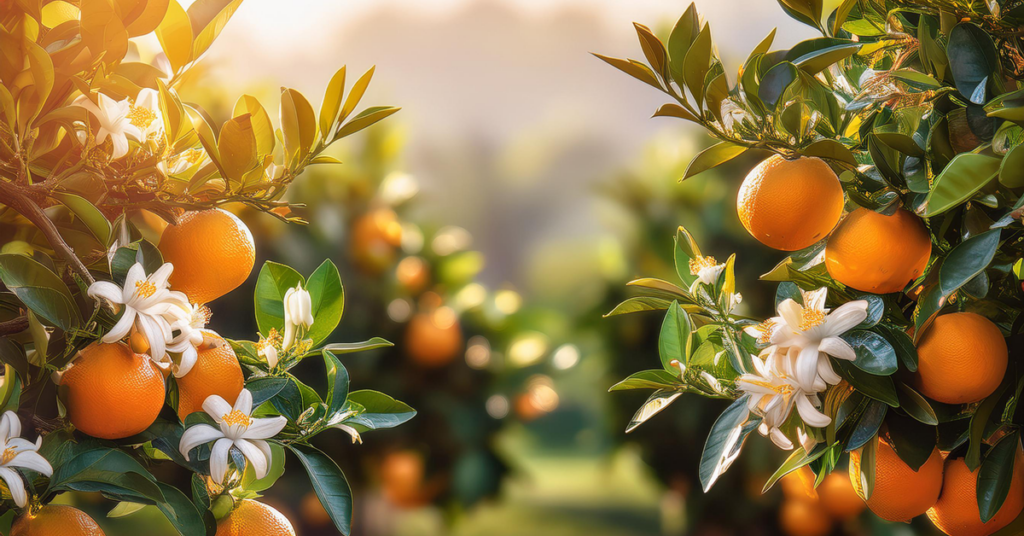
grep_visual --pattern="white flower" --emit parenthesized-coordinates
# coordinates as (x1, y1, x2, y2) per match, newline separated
(164, 304, 213, 378)
(256, 336, 279, 369)
(0, 411, 52, 507)
(178, 390, 287, 485)
(72, 93, 142, 158)
(745, 288, 868, 392)
(281, 285, 314, 351)
(87, 263, 191, 363)
(688, 255, 725, 285)
(736, 353, 830, 451)
(333, 423, 362, 445)
(127, 88, 163, 142)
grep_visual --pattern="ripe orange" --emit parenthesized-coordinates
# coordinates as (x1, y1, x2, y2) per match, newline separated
(825, 208, 931, 293)
(396, 256, 430, 294)
(11, 504, 106, 535)
(350, 208, 403, 273)
(380, 450, 427, 508)
(818, 472, 866, 521)
(779, 498, 833, 536)
(927, 449, 1024, 536)
(216, 500, 295, 536)
(159, 208, 256, 304)
(848, 436, 944, 522)
(405, 307, 462, 367)
(914, 312, 1007, 405)
(736, 155, 844, 251)
(175, 332, 244, 421)
(62, 342, 165, 440)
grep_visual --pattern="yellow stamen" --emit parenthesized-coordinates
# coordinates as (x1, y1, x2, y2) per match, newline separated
(134, 280, 156, 298)
(1, 447, 16, 465)
(688, 255, 718, 276)
(266, 328, 282, 347)
(127, 104, 157, 129)
(742, 378, 794, 396)
(755, 319, 776, 345)
(221, 410, 252, 428)
(193, 305, 213, 326)
(800, 308, 827, 330)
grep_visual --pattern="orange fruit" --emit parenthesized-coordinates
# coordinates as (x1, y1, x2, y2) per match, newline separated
(216, 500, 295, 536)
(737, 155, 844, 251)
(779, 498, 833, 536)
(780, 467, 819, 502)
(818, 472, 866, 521)
(159, 208, 256, 304)
(350, 208, 403, 273)
(405, 307, 462, 367)
(849, 436, 944, 522)
(380, 450, 427, 508)
(62, 342, 165, 440)
(927, 448, 1024, 536)
(914, 312, 1007, 405)
(12, 504, 105, 535)
(396, 256, 430, 294)
(175, 332, 244, 421)
(824, 208, 931, 293)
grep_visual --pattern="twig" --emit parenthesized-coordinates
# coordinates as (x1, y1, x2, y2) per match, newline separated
(0, 316, 28, 335)
(0, 180, 95, 285)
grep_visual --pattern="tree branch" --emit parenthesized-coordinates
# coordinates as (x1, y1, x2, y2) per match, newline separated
(0, 316, 28, 336)
(0, 180, 95, 285)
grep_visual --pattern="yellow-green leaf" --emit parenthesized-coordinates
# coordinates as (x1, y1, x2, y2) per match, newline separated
(155, 0, 192, 73)
(188, 0, 244, 60)
(339, 66, 374, 124)
(319, 66, 346, 136)
(218, 114, 257, 183)
(233, 95, 275, 156)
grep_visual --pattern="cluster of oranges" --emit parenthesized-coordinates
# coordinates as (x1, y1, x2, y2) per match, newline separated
(779, 467, 864, 536)
(31, 209, 293, 535)
(739, 156, 1020, 535)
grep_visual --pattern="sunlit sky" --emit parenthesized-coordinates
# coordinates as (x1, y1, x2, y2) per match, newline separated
(189, 0, 819, 295)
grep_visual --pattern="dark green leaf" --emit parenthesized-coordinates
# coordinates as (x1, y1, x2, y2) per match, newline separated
(978, 431, 1020, 523)
(947, 23, 999, 104)
(939, 229, 1000, 295)
(699, 396, 753, 491)
(836, 360, 899, 406)
(323, 350, 350, 417)
(345, 390, 416, 432)
(843, 330, 898, 376)
(289, 444, 353, 535)
(321, 338, 393, 354)
(305, 259, 345, 346)
(155, 482, 207, 536)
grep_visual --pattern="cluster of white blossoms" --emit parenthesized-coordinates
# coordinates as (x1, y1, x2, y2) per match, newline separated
(738, 288, 868, 452)
(87, 262, 208, 377)
(72, 89, 163, 159)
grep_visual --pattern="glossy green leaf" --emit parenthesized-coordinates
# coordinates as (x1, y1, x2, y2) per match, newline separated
(836, 360, 899, 406)
(999, 144, 1024, 187)
(700, 397, 754, 492)
(323, 349, 350, 417)
(682, 24, 712, 109)
(604, 296, 672, 317)
(659, 302, 692, 371)
(53, 192, 112, 245)
(843, 330, 898, 376)
(253, 261, 304, 337)
(978, 431, 1020, 523)
(305, 259, 344, 346)
(345, 390, 416, 432)
(625, 389, 682, 433)
(763, 444, 828, 493)
(321, 338, 393, 354)
(240, 443, 286, 492)
(939, 229, 1000, 295)
(610, 370, 684, 392)
(667, 3, 699, 85)
(289, 444, 353, 535)
(682, 142, 747, 181)
(0, 253, 81, 331)
(947, 23, 999, 104)
(921, 153, 1000, 217)
(155, 482, 207, 536)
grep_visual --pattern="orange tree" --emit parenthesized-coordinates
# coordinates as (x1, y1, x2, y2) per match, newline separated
(603, 1, 1024, 535)
(0, 1, 412, 534)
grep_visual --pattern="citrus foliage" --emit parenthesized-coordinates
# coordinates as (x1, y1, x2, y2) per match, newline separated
(604, 0, 1024, 532)
(0, 1, 411, 534)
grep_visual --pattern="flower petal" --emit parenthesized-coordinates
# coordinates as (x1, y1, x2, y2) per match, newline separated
(233, 388, 253, 416)
(136, 313, 165, 360)
(87, 281, 124, 304)
(769, 427, 795, 450)
(234, 439, 269, 479)
(179, 424, 223, 461)
(819, 336, 856, 362)
(796, 395, 832, 428)
(150, 263, 174, 289)
(777, 299, 803, 334)
(209, 437, 233, 485)
(102, 308, 136, 343)
(817, 357, 842, 385)
(795, 345, 821, 392)
(202, 395, 232, 421)
(823, 300, 868, 335)
(174, 344, 197, 378)
(124, 264, 147, 300)
(241, 416, 287, 440)
(10, 450, 52, 476)
(1, 411, 18, 441)
(0, 467, 27, 507)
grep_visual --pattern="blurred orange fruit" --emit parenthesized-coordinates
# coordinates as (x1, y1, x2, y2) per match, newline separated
(927, 448, 1024, 536)
(780, 467, 819, 502)
(405, 307, 462, 367)
(396, 256, 430, 294)
(779, 498, 833, 536)
(825, 208, 931, 293)
(299, 492, 332, 528)
(380, 450, 427, 509)
(818, 472, 866, 521)
(63, 342, 165, 439)
(350, 208, 403, 273)
(216, 500, 295, 536)
(914, 312, 1007, 405)
(12, 504, 105, 535)
(849, 437, 943, 522)
(175, 332, 244, 421)
(159, 208, 256, 304)
(737, 155, 844, 251)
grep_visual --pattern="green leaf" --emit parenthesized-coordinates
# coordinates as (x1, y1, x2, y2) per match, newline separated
(887, 412, 936, 470)
(843, 330, 898, 376)
(659, 302, 692, 371)
(253, 261, 304, 337)
(847, 400, 887, 451)
(305, 259, 344, 346)
(188, 0, 244, 60)
(322, 338, 393, 354)
(896, 383, 938, 425)
(625, 389, 682, 433)
(667, 3, 699, 86)
(652, 103, 699, 123)
(836, 360, 899, 406)
(289, 444, 353, 535)
(53, 192, 112, 246)
(247, 377, 291, 407)
(777, 0, 823, 29)
(682, 142, 747, 181)
(47, 448, 164, 504)
(593, 53, 661, 89)
(240, 442, 286, 492)
(999, 144, 1024, 188)
(319, 66, 346, 136)
(967, 384, 1008, 470)
(763, 444, 828, 493)
(801, 138, 856, 166)
(699, 397, 753, 491)
(682, 24, 712, 110)
(922, 153, 1001, 216)
(788, 40, 860, 74)
(323, 350, 350, 417)
(604, 296, 672, 317)
(345, 390, 416, 432)
(978, 431, 1020, 523)
(155, 482, 208, 536)
(634, 23, 667, 78)
(854, 295, 885, 329)
(673, 226, 702, 286)
(0, 253, 81, 331)
(758, 61, 797, 109)
(947, 23, 999, 104)
(939, 229, 1000, 295)
(832, 0, 857, 36)
(335, 106, 400, 140)
(609, 370, 684, 392)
